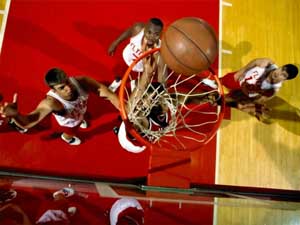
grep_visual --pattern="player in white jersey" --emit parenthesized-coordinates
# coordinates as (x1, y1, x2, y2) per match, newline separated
(216, 58, 298, 118)
(108, 18, 163, 67)
(0, 68, 120, 145)
(108, 18, 165, 90)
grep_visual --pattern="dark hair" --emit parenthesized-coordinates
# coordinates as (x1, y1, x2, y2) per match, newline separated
(282, 64, 298, 80)
(45, 68, 68, 88)
(149, 18, 164, 28)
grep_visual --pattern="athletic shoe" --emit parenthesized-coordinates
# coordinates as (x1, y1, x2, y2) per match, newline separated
(109, 77, 122, 92)
(61, 134, 81, 145)
(79, 120, 88, 129)
(201, 78, 218, 89)
(0, 189, 17, 203)
(8, 120, 28, 133)
(53, 187, 75, 199)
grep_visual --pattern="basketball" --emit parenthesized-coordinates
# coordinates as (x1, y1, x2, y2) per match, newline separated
(160, 17, 218, 76)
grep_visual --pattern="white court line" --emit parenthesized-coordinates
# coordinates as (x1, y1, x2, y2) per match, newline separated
(214, 0, 226, 224)
(216, 0, 224, 191)
(0, 0, 11, 54)
(222, 1, 233, 7)
(0, 10, 5, 14)
(213, 198, 219, 225)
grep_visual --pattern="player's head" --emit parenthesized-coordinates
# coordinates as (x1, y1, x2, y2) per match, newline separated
(144, 18, 163, 47)
(148, 104, 168, 128)
(282, 64, 298, 80)
(270, 64, 298, 83)
(45, 68, 75, 100)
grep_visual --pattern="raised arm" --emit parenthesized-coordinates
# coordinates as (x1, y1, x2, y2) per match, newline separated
(156, 52, 167, 84)
(234, 58, 274, 81)
(107, 22, 144, 56)
(1, 97, 54, 129)
(76, 76, 120, 110)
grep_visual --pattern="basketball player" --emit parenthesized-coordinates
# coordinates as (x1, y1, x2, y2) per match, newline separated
(108, 18, 165, 90)
(0, 68, 120, 146)
(203, 58, 298, 117)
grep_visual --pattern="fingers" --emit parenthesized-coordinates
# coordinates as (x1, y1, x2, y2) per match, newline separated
(0, 104, 6, 117)
(0, 102, 6, 117)
(12, 93, 17, 103)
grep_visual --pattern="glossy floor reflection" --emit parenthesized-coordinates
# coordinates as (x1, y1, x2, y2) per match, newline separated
(0, 175, 214, 225)
(1, 175, 300, 225)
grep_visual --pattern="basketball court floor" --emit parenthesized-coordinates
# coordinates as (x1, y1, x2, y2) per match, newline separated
(0, 0, 299, 203)
(0, 0, 220, 186)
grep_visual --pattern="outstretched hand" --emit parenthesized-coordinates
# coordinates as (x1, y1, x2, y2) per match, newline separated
(0, 93, 19, 118)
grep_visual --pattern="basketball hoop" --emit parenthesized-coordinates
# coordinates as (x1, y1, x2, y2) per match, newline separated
(119, 48, 224, 151)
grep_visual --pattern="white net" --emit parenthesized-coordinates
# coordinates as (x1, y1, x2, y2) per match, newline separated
(120, 48, 224, 151)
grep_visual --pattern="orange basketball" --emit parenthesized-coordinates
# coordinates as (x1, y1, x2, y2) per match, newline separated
(160, 17, 218, 76)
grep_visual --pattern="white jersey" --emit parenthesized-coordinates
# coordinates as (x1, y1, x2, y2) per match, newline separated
(110, 198, 143, 225)
(122, 29, 161, 72)
(239, 64, 282, 97)
(47, 78, 88, 128)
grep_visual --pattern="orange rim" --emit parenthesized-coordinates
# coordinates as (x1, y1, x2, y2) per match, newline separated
(119, 48, 225, 150)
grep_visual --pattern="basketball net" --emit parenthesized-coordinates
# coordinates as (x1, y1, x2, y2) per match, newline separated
(119, 48, 224, 151)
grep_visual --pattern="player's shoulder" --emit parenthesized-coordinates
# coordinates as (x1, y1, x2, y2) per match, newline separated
(132, 22, 145, 29)
(131, 22, 145, 36)
(44, 95, 62, 110)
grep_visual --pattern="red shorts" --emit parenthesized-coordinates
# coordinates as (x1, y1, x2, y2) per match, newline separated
(220, 71, 241, 90)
